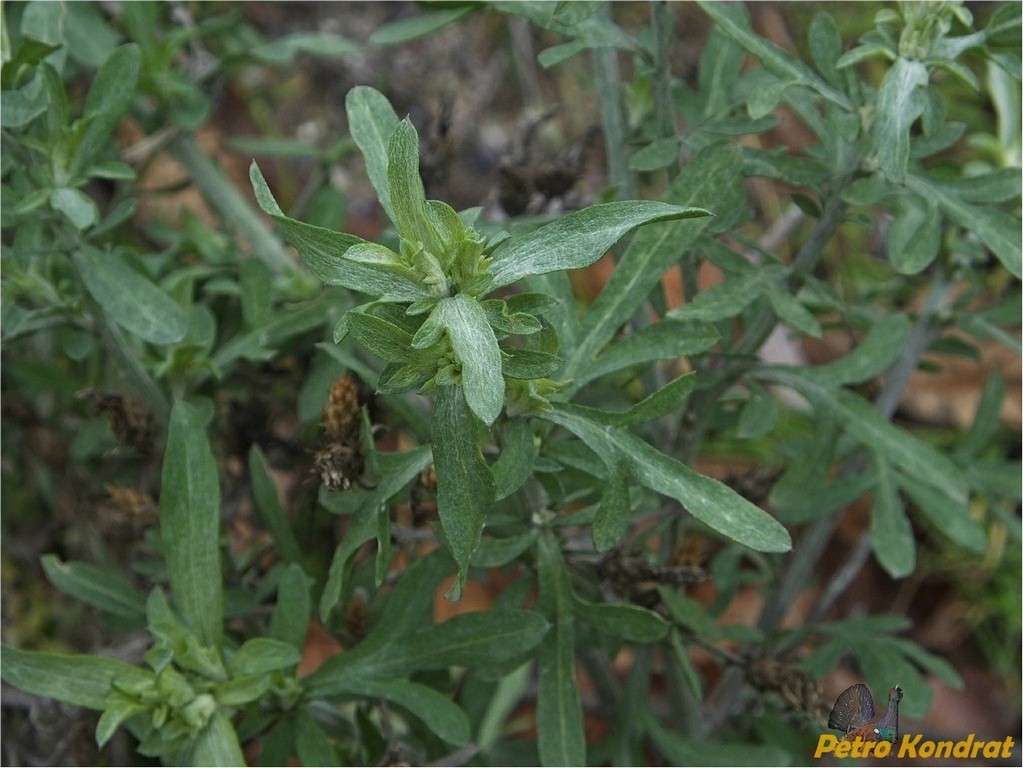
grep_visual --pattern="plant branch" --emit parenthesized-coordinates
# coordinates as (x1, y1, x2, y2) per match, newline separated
(592, 41, 635, 199)
(166, 134, 298, 275)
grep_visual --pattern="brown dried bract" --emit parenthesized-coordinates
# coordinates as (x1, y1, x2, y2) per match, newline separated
(78, 389, 156, 454)
(598, 549, 707, 609)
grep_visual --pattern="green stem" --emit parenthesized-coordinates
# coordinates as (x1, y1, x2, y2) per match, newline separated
(166, 134, 297, 275)
(651, 1, 681, 182)
(592, 38, 635, 199)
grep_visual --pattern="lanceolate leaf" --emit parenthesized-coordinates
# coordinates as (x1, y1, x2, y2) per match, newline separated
(763, 369, 969, 507)
(541, 405, 792, 553)
(577, 320, 719, 387)
(906, 172, 1022, 278)
(73, 246, 187, 345)
(874, 58, 929, 181)
(573, 596, 669, 643)
(249, 445, 304, 565)
(870, 458, 915, 578)
(566, 143, 742, 379)
(188, 712, 247, 768)
(41, 556, 146, 621)
(434, 294, 505, 425)
(536, 531, 586, 767)
(432, 386, 496, 596)
(388, 119, 442, 253)
(162, 401, 224, 648)
(592, 463, 631, 552)
(0, 647, 153, 710)
(487, 201, 710, 291)
(250, 163, 428, 300)
(345, 86, 399, 224)
(697, 0, 852, 111)
(323, 677, 470, 746)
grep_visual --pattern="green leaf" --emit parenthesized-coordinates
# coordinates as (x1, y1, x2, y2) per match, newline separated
(763, 280, 822, 337)
(41, 555, 146, 621)
(567, 144, 741, 378)
(573, 596, 668, 643)
(73, 246, 187, 344)
(345, 86, 400, 225)
(616, 373, 697, 427)
(906, 173, 1022, 278)
(592, 463, 631, 552)
(250, 163, 427, 299)
(737, 380, 778, 439)
(487, 201, 710, 291)
(939, 169, 1022, 204)
(471, 531, 538, 567)
(50, 187, 98, 229)
(492, 421, 538, 501)
(369, 6, 476, 46)
(802, 314, 910, 386)
(957, 373, 1006, 458)
(388, 118, 441, 253)
(668, 271, 762, 323)
(252, 32, 359, 64)
(77, 44, 140, 169)
(875, 58, 929, 182)
(542, 405, 792, 553)
(433, 294, 505, 424)
(501, 348, 562, 379)
(887, 191, 941, 274)
(697, 1, 851, 111)
(577, 321, 719, 387)
(698, 26, 745, 118)
(269, 563, 311, 651)
(318, 507, 378, 625)
(346, 311, 418, 363)
(228, 638, 300, 677)
(326, 677, 470, 745)
(897, 471, 986, 552)
(764, 370, 969, 508)
(871, 459, 915, 578)
(249, 445, 303, 565)
(365, 610, 549, 677)
(189, 712, 247, 767)
(432, 386, 496, 595)
(535, 531, 586, 767)
(0, 646, 153, 710)
(294, 707, 339, 766)
(628, 137, 682, 172)
(162, 401, 224, 648)
(808, 11, 843, 86)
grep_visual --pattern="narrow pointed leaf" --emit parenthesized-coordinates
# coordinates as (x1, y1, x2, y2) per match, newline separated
(326, 677, 470, 745)
(871, 459, 915, 577)
(541, 405, 791, 553)
(435, 295, 504, 424)
(0, 647, 152, 710)
(73, 246, 187, 344)
(574, 597, 668, 642)
(487, 201, 710, 291)
(874, 58, 929, 182)
(249, 445, 303, 565)
(432, 386, 495, 594)
(270, 563, 312, 651)
(41, 555, 146, 621)
(346, 86, 399, 224)
(578, 320, 719, 387)
(536, 532, 585, 767)
(162, 401, 224, 647)
(189, 712, 246, 767)
(388, 119, 440, 252)
(592, 463, 631, 552)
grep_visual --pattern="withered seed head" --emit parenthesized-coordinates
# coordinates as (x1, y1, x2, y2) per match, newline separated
(324, 375, 361, 442)
(314, 442, 365, 492)
(79, 389, 156, 454)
